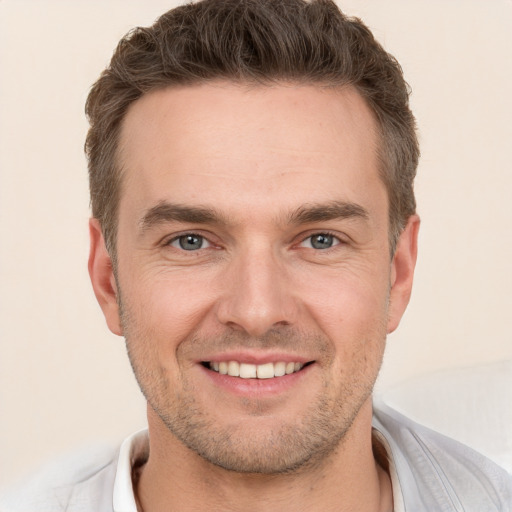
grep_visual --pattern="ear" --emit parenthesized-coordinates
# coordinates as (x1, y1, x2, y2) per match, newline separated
(387, 215, 420, 334)
(88, 218, 123, 336)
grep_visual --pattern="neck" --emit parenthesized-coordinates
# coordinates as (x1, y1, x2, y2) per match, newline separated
(135, 401, 393, 512)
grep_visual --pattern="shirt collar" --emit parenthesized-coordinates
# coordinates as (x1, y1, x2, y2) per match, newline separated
(113, 429, 148, 512)
(372, 428, 406, 512)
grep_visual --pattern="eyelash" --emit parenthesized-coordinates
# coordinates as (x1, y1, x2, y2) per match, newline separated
(298, 231, 343, 251)
(166, 233, 213, 251)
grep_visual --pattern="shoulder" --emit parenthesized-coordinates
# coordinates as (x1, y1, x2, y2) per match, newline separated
(0, 442, 119, 512)
(373, 401, 512, 511)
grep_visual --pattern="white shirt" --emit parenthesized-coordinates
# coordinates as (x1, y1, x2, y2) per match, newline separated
(1, 404, 510, 511)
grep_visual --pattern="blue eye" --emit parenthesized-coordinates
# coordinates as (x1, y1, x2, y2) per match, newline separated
(301, 233, 339, 250)
(170, 234, 210, 251)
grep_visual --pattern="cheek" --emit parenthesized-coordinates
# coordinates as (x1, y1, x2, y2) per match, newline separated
(297, 265, 390, 339)
(120, 268, 219, 348)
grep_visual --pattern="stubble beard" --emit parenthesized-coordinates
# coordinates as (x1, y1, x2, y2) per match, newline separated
(119, 297, 386, 475)
(155, 373, 378, 475)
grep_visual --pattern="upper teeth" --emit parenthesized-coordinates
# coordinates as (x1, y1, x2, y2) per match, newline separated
(209, 361, 304, 379)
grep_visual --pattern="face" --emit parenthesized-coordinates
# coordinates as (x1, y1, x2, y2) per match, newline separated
(90, 83, 418, 474)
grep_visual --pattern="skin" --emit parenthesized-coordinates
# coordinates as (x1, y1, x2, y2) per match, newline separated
(89, 82, 419, 511)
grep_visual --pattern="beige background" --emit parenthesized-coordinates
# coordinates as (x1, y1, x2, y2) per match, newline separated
(1, 0, 511, 487)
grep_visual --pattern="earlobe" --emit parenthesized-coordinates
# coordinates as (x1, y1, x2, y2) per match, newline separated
(387, 215, 420, 334)
(88, 218, 123, 336)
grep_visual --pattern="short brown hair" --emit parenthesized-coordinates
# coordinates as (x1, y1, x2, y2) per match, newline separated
(85, 0, 418, 259)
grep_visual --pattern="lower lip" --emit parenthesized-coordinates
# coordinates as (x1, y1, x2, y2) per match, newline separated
(199, 363, 314, 397)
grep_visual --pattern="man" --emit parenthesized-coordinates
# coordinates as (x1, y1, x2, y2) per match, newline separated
(1, 0, 511, 510)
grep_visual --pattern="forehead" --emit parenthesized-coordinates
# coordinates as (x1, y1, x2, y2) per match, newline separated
(117, 82, 384, 222)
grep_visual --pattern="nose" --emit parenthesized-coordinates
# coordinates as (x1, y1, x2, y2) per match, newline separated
(215, 246, 299, 337)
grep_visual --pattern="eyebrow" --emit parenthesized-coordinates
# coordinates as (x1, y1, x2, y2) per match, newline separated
(139, 202, 228, 234)
(139, 199, 369, 234)
(287, 201, 369, 224)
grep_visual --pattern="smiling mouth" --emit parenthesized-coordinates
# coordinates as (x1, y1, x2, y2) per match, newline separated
(202, 361, 314, 379)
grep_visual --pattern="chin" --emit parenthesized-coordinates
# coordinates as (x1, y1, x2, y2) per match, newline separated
(152, 383, 374, 475)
